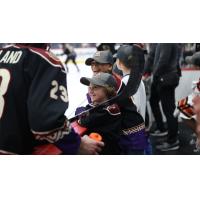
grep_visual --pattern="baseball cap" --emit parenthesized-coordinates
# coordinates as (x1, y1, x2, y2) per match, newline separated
(85, 50, 114, 66)
(116, 45, 134, 66)
(186, 52, 200, 67)
(116, 44, 145, 69)
(80, 72, 117, 90)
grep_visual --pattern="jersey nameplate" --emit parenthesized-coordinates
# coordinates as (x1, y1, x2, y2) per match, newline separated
(0, 51, 22, 64)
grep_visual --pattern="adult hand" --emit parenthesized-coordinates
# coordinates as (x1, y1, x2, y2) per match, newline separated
(78, 135, 104, 155)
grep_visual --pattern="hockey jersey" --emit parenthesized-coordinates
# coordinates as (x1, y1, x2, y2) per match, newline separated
(0, 44, 79, 154)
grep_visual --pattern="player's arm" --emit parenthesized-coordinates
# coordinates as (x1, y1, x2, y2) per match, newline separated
(26, 49, 103, 154)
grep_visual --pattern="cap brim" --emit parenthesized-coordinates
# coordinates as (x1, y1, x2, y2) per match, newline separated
(85, 57, 113, 65)
(80, 77, 91, 86)
(85, 58, 94, 66)
(80, 77, 106, 87)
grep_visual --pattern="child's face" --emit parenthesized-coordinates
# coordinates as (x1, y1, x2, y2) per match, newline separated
(91, 61, 112, 75)
(88, 84, 108, 105)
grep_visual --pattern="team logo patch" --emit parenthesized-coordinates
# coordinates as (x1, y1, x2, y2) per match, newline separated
(105, 104, 121, 115)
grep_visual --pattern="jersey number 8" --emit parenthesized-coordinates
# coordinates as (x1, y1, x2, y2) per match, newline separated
(0, 68, 11, 119)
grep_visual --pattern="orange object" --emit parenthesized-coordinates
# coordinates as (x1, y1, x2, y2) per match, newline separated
(89, 133, 102, 141)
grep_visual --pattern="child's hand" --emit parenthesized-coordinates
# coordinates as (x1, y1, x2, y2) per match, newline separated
(78, 135, 104, 155)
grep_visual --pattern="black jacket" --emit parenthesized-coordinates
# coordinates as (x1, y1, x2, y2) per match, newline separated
(77, 104, 122, 155)
(145, 43, 181, 78)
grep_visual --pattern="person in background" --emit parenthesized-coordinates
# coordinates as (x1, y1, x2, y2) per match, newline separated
(83, 50, 122, 106)
(96, 43, 116, 55)
(193, 96, 200, 138)
(85, 50, 121, 87)
(176, 52, 200, 149)
(116, 45, 148, 154)
(147, 44, 181, 151)
(62, 43, 80, 72)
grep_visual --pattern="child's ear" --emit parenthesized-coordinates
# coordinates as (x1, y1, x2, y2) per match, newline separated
(109, 65, 113, 71)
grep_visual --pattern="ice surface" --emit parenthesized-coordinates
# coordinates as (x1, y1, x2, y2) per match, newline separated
(54, 47, 96, 118)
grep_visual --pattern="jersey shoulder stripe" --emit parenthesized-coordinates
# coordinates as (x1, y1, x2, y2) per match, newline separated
(13, 44, 65, 70)
(29, 48, 65, 69)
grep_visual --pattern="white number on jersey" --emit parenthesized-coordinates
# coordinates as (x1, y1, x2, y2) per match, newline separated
(50, 80, 68, 103)
(0, 68, 11, 119)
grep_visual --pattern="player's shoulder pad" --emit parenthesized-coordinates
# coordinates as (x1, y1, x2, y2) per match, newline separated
(104, 104, 121, 116)
(29, 47, 65, 69)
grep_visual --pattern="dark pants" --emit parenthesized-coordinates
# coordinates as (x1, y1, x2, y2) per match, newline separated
(65, 55, 78, 66)
(149, 81, 178, 143)
(65, 53, 79, 71)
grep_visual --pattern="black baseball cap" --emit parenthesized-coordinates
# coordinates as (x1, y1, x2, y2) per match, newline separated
(116, 44, 145, 69)
(80, 72, 117, 90)
(116, 45, 133, 66)
(85, 50, 114, 66)
(186, 52, 200, 67)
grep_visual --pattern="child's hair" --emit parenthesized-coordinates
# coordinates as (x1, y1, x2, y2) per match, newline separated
(104, 86, 117, 99)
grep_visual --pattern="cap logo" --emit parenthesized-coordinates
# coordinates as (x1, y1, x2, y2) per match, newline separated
(94, 52, 101, 57)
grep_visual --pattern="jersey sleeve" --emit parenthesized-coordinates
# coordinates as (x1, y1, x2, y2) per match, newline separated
(26, 49, 68, 133)
(24, 48, 81, 154)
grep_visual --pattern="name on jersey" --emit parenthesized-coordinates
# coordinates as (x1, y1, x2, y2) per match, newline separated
(0, 50, 22, 64)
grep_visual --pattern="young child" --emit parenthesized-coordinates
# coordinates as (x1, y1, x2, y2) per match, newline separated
(75, 72, 122, 154)
(75, 70, 147, 155)
(116, 45, 148, 154)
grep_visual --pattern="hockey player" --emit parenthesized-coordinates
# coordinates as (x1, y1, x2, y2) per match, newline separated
(62, 44, 80, 72)
(0, 43, 104, 155)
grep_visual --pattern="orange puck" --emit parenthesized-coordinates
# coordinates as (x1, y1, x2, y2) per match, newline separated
(89, 133, 102, 141)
